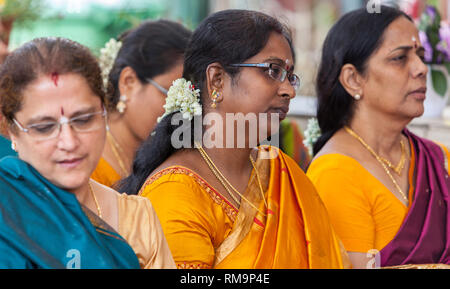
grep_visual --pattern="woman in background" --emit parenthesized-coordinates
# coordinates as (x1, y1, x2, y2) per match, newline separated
(0, 20, 15, 159)
(307, 7, 449, 268)
(92, 20, 191, 188)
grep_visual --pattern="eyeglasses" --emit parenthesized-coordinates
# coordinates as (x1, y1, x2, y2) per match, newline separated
(13, 108, 107, 141)
(230, 62, 301, 90)
(146, 78, 168, 95)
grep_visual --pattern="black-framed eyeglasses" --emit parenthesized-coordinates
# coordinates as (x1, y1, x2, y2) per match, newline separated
(229, 63, 301, 90)
(13, 107, 107, 141)
(146, 78, 168, 95)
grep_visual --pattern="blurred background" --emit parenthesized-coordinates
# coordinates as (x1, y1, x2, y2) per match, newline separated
(1, 0, 449, 145)
(1, 0, 446, 96)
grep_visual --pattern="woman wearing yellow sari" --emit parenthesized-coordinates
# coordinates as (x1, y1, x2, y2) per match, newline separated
(307, 7, 450, 268)
(120, 10, 349, 269)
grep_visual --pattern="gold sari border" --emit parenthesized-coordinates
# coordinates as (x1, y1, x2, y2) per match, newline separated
(139, 166, 238, 222)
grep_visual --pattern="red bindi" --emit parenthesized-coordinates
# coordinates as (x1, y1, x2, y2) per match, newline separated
(51, 72, 59, 86)
(61, 107, 64, 116)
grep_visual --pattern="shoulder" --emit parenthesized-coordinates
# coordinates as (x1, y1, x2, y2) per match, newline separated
(306, 153, 374, 207)
(139, 166, 212, 198)
(117, 193, 154, 215)
(307, 153, 364, 178)
(140, 165, 238, 223)
(139, 166, 224, 212)
(116, 193, 162, 233)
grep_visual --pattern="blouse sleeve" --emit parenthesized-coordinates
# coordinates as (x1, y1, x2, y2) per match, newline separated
(141, 179, 217, 269)
(308, 167, 375, 253)
(117, 194, 176, 269)
(140, 198, 177, 269)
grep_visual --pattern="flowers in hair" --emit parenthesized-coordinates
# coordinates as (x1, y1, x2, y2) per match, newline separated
(98, 38, 122, 92)
(303, 117, 321, 156)
(157, 78, 202, 123)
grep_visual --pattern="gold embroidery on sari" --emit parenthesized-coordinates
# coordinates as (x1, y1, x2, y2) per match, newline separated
(139, 166, 238, 222)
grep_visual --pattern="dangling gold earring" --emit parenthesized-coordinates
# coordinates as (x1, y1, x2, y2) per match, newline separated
(116, 94, 127, 114)
(211, 90, 219, 108)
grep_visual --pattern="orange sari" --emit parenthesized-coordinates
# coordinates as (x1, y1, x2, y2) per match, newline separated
(91, 157, 122, 188)
(140, 146, 349, 269)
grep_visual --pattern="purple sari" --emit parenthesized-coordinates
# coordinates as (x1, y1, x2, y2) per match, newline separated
(380, 129, 450, 266)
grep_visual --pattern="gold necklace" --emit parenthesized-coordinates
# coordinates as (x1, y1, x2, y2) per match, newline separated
(88, 182, 103, 218)
(106, 130, 130, 176)
(195, 142, 267, 216)
(344, 126, 408, 203)
(379, 140, 406, 176)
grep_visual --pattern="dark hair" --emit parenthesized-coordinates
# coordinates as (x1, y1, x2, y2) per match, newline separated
(106, 19, 192, 110)
(0, 37, 105, 132)
(119, 9, 294, 195)
(313, 6, 412, 155)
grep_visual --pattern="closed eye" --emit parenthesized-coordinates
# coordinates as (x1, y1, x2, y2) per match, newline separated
(71, 114, 95, 127)
(392, 55, 406, 61)
(29, 122, 57, 134)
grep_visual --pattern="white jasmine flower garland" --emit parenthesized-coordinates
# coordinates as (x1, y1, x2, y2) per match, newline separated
(157, 78, 202, 123)
(303, 117, 321, 156)
(98, 38, 122, 92)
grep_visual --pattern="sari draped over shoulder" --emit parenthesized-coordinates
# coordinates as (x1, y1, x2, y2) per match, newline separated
(140, 146, 348, 269)
(0, 156, 140, 269)
(380, 130, 450, 267)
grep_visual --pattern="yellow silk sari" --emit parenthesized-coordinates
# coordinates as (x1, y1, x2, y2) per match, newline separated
(140, 146, 349, 269)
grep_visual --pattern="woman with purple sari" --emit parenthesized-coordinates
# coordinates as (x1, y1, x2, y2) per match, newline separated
(306, 6, 450, 268)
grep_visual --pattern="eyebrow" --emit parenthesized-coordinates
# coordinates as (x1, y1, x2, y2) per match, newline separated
(263, 57, 295, 71)
(264, 57, 285, 65)
(389, 45, 425, 54)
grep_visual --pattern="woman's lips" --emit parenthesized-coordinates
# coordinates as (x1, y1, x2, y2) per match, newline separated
(267, 107, 289, 121)
(408, 87, 427, 100)
(57, 157, 84, 169)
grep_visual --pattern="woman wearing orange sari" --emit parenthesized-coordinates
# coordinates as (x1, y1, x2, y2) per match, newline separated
(120, 10, 348, 269)
(307, 6, 450, 268)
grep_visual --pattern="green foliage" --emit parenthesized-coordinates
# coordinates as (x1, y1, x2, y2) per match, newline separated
(0, 0, 45, 26)
(431, 69, 447, 97)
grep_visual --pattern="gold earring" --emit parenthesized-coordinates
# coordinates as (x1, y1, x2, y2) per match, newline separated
(211, 90, 219, 108)
(116, 94, 127, 114)
(11, 141, 16, 152)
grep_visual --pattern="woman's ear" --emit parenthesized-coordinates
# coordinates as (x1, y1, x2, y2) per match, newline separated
(118, 66, 141, 99)
(339, 64, 365, 98)
(7, 127, 18, 152)
(205, 62, 225, 105)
